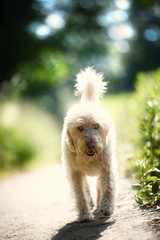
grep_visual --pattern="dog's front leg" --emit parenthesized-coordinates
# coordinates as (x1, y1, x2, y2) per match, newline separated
(70, 171, 94, 222)
(83, 177, 94, 210)
(98, 169, 115, 216)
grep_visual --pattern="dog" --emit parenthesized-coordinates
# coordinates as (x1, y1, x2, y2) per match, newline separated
(61, 66, 116, 222)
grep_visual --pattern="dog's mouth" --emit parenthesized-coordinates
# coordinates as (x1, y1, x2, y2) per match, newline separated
(87, 150, 96, 157)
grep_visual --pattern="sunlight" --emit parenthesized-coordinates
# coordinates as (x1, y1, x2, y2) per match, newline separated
(107, 10, 128, 23)
(98, 10, 128, 26)
(46, 13, 66, 29)
(115, 0, 131, 10)
(29, 23, 51, 39)
(36, 0, 55, 10)
(36, 24, 51, 37)
(1, 103, 20, 126)
(108, 23, 135, 40)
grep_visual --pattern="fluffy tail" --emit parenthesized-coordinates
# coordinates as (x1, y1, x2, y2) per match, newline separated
(74, 66, 107, 103)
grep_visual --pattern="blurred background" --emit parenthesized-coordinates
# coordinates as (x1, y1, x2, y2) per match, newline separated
(0, 0, 160, 176)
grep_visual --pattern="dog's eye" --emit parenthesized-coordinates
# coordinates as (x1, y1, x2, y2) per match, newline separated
(77, 126, 84, 132)
(94, 124, 99, 130)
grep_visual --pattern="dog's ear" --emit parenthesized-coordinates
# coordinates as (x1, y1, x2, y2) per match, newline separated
(66, 128, 76, 152)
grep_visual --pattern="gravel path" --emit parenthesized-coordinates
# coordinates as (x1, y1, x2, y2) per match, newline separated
(0, 165, 159, 240)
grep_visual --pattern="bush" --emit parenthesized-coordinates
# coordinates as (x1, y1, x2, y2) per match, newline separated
(0, 126, 35, 171)
(132, 69, 160, 207)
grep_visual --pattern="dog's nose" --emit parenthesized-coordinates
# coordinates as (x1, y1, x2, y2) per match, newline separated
(87, 142, 95, 150)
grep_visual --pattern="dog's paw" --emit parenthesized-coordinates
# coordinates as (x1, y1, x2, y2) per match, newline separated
(99, 207, 113, 216)
(78, 213, 94, 222)
(99, 203, 114, 216)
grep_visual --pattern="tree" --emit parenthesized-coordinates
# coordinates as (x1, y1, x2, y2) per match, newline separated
(0, 0, 160, 94)
(124, 0, 160, 89)
(0, 0, 41, 85)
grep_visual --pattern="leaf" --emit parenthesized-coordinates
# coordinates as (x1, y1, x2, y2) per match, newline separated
(132, 183, 141, 190)
(151, 218, 160, 224)
(152, 182, 159, 194)
(150, 168, 160, 178)
(146, 176, 158, 183)
(134, 195, 143, 205)
(155, 149, 160, 156)
(141, 191, 152, 200)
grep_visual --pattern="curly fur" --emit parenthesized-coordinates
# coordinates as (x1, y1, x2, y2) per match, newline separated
(61, 66, 116, 222)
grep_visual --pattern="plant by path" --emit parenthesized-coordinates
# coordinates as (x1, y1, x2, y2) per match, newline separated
(132, 69, 160, 207)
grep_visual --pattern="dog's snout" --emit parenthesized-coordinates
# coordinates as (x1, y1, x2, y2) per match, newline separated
(87, 141, 96, 156)
(87, 141, 95, 150)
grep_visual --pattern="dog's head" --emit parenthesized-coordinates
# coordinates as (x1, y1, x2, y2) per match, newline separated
(66, 108, 109, 159)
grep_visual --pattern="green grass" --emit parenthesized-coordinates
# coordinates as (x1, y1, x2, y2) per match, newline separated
(0, 93, 138, 176)
(102, 93, 138, 175)
(0, 101, 61, 173)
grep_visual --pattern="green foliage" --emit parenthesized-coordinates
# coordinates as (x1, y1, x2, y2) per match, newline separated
(132, 69, 160, 207)
(7, 51, 70, 98)
(1, 0, 160, 95)
(0, 126, 35, 171)
(0, 101, 61, 173)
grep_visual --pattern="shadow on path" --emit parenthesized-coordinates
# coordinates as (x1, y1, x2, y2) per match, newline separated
(51, 215, 115, 240)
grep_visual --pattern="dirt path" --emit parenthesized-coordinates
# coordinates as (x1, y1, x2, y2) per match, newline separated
(0, 165, 159, 240)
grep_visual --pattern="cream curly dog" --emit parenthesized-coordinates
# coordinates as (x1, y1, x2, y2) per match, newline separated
(61, 67, 116, 222)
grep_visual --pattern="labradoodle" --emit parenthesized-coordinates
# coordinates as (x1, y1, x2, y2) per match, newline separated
(61, 67, 116, 222)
